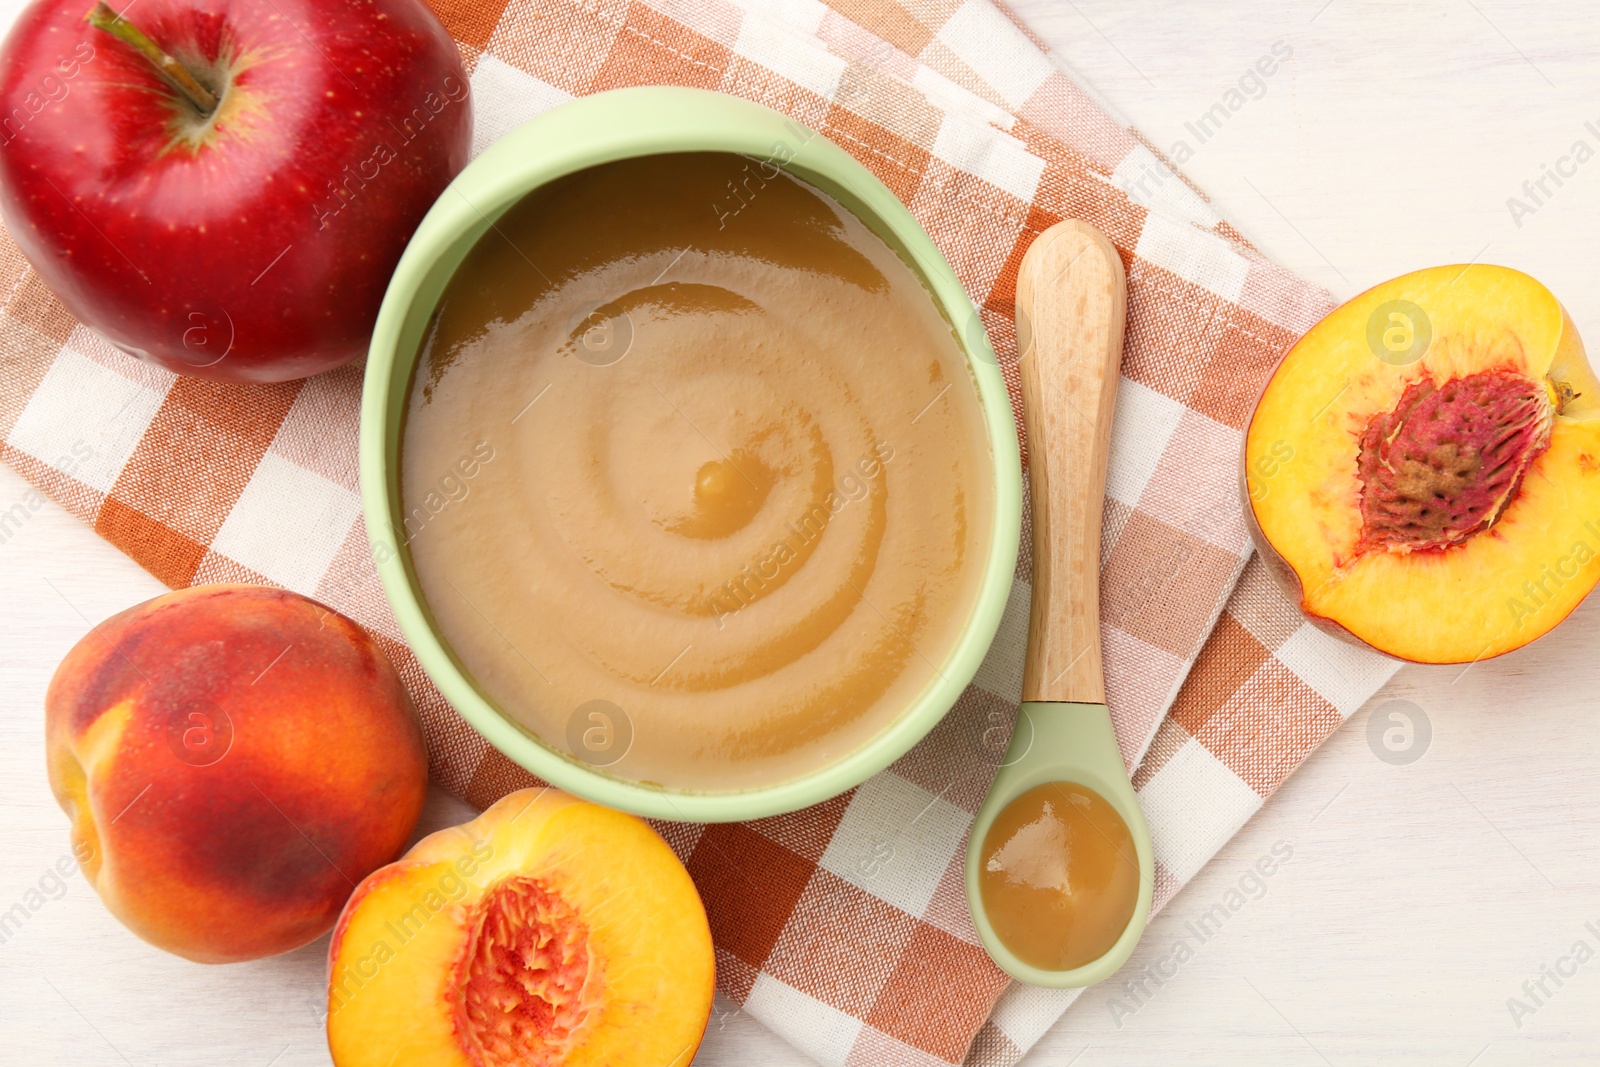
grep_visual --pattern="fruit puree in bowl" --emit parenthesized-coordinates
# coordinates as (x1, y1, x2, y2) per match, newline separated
(362, 86, 1021, 820)
(400, 152, 994, 791)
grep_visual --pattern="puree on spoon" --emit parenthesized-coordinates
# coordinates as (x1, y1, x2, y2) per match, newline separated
(401, 152, 993, 791)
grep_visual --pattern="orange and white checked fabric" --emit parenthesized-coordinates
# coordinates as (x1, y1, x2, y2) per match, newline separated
(0, 0, 1400, 1063)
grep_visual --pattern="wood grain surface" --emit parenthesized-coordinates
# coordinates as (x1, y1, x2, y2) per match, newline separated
(4, 2, 1600, 1065)
(1016, 221, 1126, 705)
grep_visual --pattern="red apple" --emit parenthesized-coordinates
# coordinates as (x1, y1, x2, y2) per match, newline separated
(0, 0, 470, 382)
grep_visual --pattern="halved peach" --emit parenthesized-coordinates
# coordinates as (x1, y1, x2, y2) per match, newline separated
(1245, 264, 1600, 663)
(326, 788, 714, 1066)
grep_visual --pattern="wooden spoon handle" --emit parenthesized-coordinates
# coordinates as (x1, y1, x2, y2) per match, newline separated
(1015, 220, 1127, 704)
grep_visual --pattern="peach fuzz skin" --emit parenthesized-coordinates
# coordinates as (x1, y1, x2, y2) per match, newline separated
(45, 584, 429, 963)
(326, 788, 715, 1067)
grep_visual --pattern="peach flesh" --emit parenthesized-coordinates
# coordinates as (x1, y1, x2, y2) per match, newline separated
(1243, 263, 1600, 663)
(1356, 369, 1555, 554)
(325, 788, 715, 1067)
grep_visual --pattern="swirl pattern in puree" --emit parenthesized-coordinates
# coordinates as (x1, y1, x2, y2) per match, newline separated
(402, 153, 994, 791)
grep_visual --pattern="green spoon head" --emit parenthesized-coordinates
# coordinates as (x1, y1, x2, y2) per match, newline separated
(965, 701, 1155, 987)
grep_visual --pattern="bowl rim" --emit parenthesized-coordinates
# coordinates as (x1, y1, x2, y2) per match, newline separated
(359, 86, 1022, 822)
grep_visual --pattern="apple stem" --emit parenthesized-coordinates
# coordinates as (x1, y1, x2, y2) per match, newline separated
(86, 2, 218, 116)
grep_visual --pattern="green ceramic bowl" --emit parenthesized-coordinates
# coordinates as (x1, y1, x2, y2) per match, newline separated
(359, 86, 1021, 822)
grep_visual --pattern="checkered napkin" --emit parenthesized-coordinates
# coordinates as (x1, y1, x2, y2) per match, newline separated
(0, 0, 1402, 1063)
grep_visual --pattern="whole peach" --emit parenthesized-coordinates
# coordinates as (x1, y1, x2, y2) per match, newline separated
(45, 584, 429, 963)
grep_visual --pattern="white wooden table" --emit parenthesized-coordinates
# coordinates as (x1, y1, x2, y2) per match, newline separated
(5, 2, 1599, 1064)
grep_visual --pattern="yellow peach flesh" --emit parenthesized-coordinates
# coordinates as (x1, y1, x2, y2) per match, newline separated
(326, 788, 714, 1067)
(1246, 265, 1600, 662)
